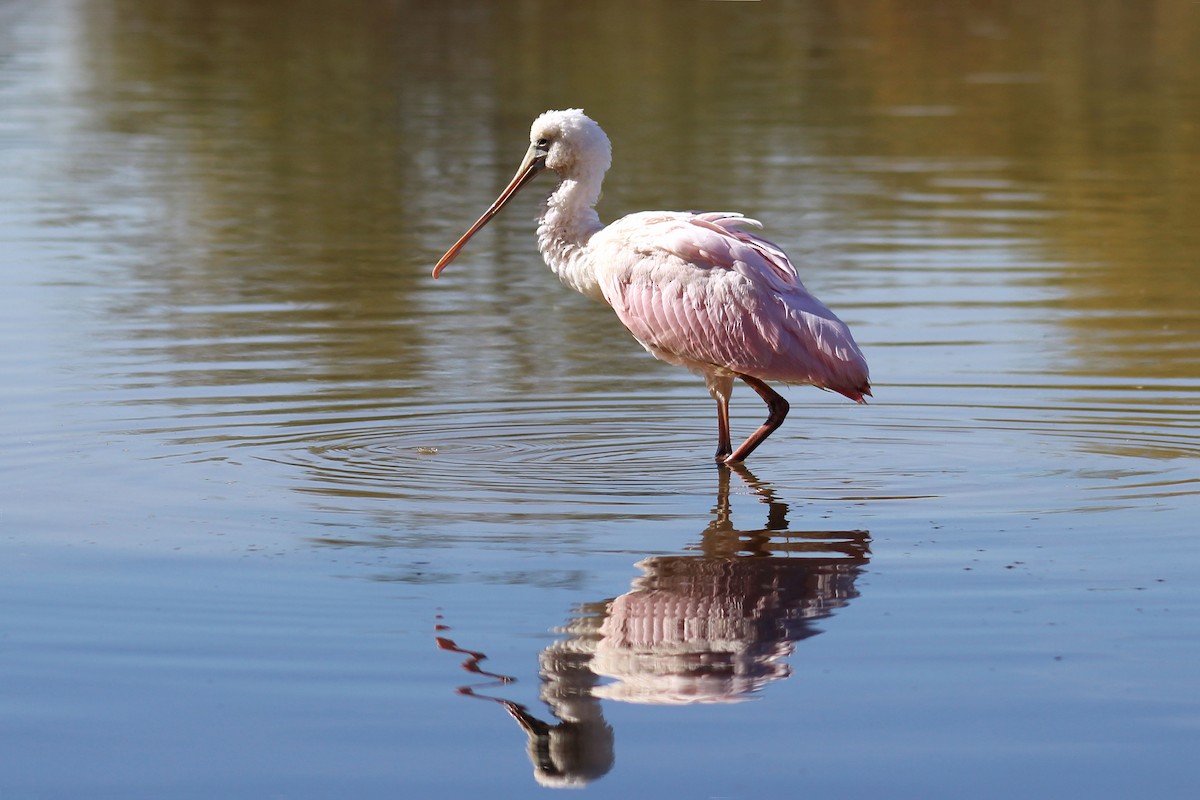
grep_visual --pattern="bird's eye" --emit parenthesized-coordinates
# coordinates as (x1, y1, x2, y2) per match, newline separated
(535, 137, 550, 150)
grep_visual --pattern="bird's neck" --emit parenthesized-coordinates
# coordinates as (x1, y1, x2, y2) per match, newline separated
(537, 175, 606, 302)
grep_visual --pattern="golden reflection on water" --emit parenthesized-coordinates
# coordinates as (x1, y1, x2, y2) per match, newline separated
(69, 0, 1200, 396)
(437, 466, 870, 787)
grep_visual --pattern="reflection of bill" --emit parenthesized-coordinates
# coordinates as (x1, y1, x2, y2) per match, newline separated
(438, 466, 870, 787)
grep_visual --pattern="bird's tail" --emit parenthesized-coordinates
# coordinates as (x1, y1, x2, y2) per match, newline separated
(839, 382, 872, 404)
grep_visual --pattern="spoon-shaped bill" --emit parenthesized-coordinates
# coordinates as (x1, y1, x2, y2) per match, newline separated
(432, 146, 547, 278)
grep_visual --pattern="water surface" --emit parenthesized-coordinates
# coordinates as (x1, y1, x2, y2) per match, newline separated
(2, 1, 1198, 797)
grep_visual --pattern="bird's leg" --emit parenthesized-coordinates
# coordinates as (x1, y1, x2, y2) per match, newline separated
(725, 375, 789, 464)
(705, 374, 735, 463)
(715, 401, 732, 462)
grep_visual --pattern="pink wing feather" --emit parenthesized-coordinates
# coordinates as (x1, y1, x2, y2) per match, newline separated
(592, 212, 870, 401)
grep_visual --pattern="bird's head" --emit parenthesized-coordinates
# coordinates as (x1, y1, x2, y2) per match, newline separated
(433, 109, 611, 279)
(529, 109, 612, 179)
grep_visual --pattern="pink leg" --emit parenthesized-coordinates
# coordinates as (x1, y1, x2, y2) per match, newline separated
(725, 376, 789, 465)
(706, 374, 734, 462)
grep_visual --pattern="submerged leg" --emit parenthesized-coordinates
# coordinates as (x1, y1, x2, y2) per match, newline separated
(725, 375, 789, 465)
(705, 374, 735, 463)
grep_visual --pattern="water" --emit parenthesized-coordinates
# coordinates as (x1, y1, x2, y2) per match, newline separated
(2, 0, 1198, 797)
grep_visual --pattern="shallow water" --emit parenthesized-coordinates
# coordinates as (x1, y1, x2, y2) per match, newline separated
(3, 0, 1199, 797)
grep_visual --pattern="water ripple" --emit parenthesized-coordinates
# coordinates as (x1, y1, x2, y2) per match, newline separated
(103, 374, 1198, 520)
(247, 397, 724, 504)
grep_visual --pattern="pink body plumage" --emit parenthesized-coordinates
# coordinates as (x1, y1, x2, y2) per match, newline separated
(590, 210, 870, 402)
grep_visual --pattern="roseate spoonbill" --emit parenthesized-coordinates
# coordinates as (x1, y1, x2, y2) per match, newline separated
(433, 109, 870, 464)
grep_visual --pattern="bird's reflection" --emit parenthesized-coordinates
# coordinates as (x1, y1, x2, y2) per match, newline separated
(437, 465, 870, 788)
